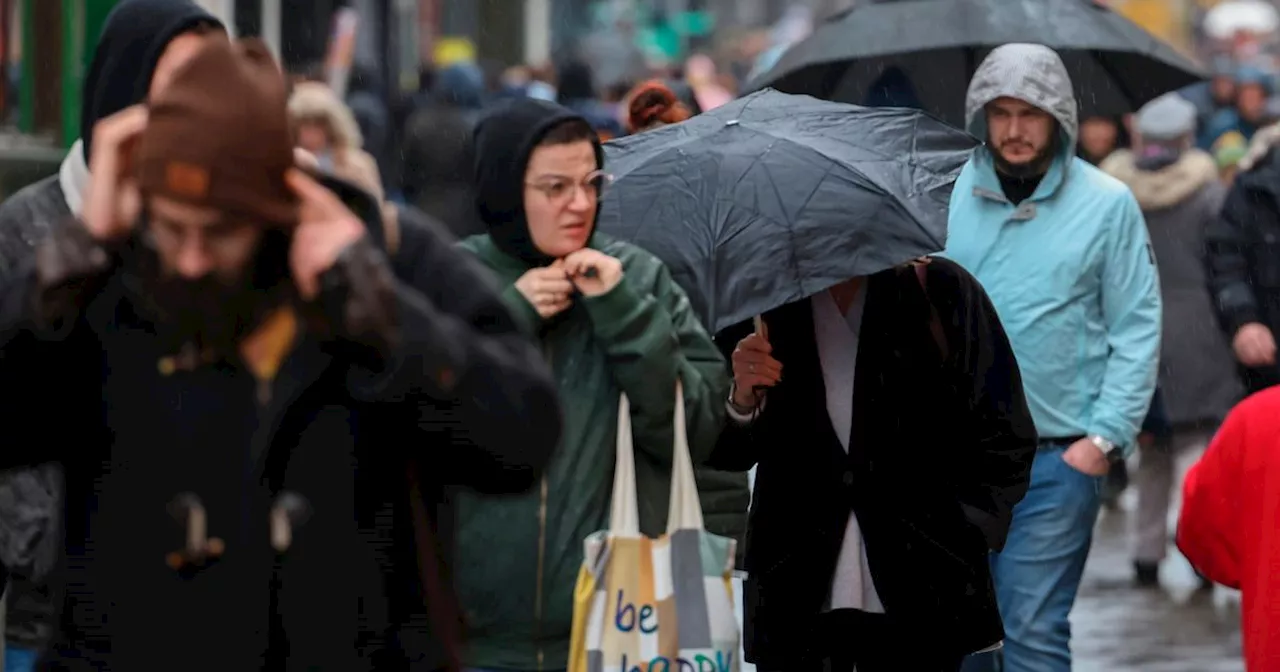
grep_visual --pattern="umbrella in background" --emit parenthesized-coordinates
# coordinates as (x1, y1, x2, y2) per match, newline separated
(598, 89, 977, 332)
(748, 0, 1204, 128)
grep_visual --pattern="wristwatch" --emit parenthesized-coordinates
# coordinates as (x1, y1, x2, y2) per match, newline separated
(1089, 435, 1124, 462)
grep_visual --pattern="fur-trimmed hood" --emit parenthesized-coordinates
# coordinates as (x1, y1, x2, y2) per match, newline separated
(1238, 121, 1280, 172)
(1101, 149, 1218, 210)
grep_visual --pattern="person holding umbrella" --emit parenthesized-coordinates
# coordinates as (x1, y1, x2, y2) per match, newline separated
(708, 254, 1037, 670)
(944, 44, 1162, 672)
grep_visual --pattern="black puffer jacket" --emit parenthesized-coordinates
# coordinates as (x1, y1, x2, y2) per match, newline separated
(1208, 130, 1280, 394)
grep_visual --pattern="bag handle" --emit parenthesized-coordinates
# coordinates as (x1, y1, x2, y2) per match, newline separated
(665, 380, 705, 533)
(607, 379, 706, 537)
(608, 393, 642, 537)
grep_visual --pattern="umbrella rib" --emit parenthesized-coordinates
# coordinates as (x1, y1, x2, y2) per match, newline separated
(775, 157, 843, 298)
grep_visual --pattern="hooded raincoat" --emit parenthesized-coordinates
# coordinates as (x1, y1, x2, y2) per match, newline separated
(943, 44, 1161, 455)
(454, 99, 731, 670)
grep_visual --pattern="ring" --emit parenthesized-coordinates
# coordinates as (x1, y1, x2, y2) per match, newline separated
(749, 364, 756, 373)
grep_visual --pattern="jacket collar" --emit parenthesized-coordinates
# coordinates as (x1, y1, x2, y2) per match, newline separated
(59, 139, 89, 216)
(968, 146, 1070, 220)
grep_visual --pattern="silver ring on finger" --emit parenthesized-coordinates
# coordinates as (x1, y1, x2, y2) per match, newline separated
(749, 363, 756, 373)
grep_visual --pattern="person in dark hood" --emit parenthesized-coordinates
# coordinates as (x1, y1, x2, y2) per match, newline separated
(554, 59, 624, 139)
(401, 62, 487, 239)
(0, 37, 559, 670)
(454, 98, 730, 671)
(0, 0, 225, 274)
(0, 2, 225, 667)
(1181, 55, 1238, 132)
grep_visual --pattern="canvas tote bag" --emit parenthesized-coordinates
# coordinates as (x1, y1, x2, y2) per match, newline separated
(568, 380, 740, 672)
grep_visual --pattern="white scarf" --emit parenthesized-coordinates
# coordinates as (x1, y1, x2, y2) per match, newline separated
(58, 139, 89, 216)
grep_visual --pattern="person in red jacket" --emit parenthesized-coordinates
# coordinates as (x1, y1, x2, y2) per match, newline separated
(1177, 387, 1280, 671)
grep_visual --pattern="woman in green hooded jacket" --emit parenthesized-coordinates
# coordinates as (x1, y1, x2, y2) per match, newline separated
(454, 99, 733, 671)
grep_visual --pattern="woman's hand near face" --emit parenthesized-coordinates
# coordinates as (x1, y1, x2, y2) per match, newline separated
(515, 261, 575, 319)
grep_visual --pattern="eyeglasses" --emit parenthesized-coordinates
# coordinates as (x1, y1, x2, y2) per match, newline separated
(525, 170, 613, 203)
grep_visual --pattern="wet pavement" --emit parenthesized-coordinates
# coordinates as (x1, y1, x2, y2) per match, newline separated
(1072, 485, 1243, 671)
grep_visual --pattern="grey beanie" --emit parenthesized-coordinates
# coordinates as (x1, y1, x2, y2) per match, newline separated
(1135, 93, 1198, 141)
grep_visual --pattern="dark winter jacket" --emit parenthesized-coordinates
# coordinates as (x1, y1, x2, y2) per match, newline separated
(1208, 124, 1280, 393)
(0, 198, 560, 670)
(709, 259, 1037, 666)
(453, 98, 733, 670)
(0, 2, 225, 651)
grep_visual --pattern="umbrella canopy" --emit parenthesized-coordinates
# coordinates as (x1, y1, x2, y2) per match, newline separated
(597, 88, 977, 332)
(747, 0, 1204, 127)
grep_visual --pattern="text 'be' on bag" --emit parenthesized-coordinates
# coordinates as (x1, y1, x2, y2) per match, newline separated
(568, 380, 740, 672)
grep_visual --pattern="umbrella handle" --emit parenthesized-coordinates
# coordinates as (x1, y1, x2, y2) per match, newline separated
(752, 315, 768, 340)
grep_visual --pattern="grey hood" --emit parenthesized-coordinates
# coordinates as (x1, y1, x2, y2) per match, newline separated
(964, 44, 1078, 150)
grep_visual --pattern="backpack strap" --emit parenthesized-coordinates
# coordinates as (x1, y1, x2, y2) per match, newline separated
(912, 259, 949, 361)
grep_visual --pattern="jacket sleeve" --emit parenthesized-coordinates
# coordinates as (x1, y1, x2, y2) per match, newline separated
(581, 256, 729, 466)
(704, 320, 770, 473)
(0, 222, 107, 469)
(345, 213, 562, 495)
(1088, 194, 1162, 456)
(944, 265, 1038, 552)
(1176, 402, 1247, 589)
(1207, 179, 1263, 337)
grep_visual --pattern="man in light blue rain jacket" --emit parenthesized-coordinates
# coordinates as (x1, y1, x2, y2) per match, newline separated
(944, 44, 1161, 672)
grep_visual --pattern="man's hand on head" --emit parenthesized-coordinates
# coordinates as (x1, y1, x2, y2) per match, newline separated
(285, 169, 367, 300)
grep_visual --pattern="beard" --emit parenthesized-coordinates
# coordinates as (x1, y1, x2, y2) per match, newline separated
(124, 229, 294, 361)
(992, 134, 1059, 179)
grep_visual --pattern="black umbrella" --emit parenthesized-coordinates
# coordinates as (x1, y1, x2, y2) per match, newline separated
(597, 88, 977, 333)
(748, 0, 1204, 127)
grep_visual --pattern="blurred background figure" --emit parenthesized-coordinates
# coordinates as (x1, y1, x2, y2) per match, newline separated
(1181, 55, 1239, 131)
(1101, 92, 1241, 590)
(861, 67, 922, 109)
(684, 53, 733, 111)
(555, 59, 624, 140)
(1078, 115, 1130, 165)
(1200, 64, 1273, 148)
(400, 62, 486, 239)
(288, 81, 384, 201)
(624, 79, 691, 134)
(341, 64, 393, 194)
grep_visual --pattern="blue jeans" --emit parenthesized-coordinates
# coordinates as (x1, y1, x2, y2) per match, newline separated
(961, 443, 1102, 672)
(5, 645, 40, 672)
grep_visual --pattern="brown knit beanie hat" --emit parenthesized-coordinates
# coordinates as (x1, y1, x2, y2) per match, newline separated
(135, 37, 297, 227)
